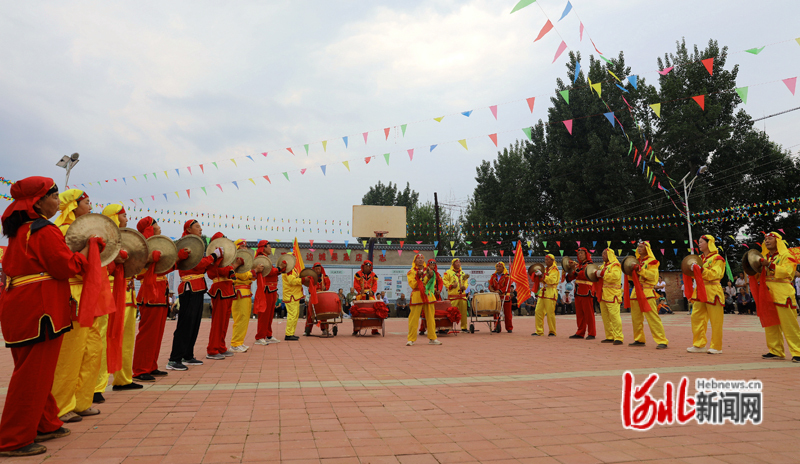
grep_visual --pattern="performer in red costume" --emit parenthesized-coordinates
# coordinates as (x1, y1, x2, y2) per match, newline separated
(0, 177, 89, 457)
(254, 240, 281, 345)
(304, 262, 332, 336)
(488, 262, 513, 333)
(206, 232, 245, 359)
(567, 248, 597, 340)
(353, 260, 379, 335)
(419, 258, 444, 335)
(132, 217, 189, 382)
(167, 219, 222, 370)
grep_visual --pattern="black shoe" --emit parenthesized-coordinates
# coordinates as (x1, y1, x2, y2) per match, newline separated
(793, 356, 800, 363)
(601, 339, 614, 344)
(656, 344, 668, 350)
(133, 374, 156, 382)
(182, 358, 204, 366)
(419, 331, 426, 335)
(507, 330, 512, 333)
(0, 443, 47, 457)
(34, 427, 70, 443)
(586, 336, 596, 340)
(548, 333, 556, 337)
(112, 383, 143, 391)
(150, 370, 168, 376)
(531, 333, 540, 336)
(629, 341, 646, 347)
(92, 393, 105, 404)
(613, 340, 624, 345)
(284, 335, 299, 341)
(762, 352, 783, 360)
(569, 335, 584, 339)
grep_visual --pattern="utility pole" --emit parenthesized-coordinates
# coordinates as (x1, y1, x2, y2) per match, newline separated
(434, 192, 442, 255)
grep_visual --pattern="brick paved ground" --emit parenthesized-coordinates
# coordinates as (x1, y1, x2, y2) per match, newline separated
(1, 312, 798, 464)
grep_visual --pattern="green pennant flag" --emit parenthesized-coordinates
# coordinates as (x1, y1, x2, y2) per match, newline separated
(522, 127, 532, 140)
(201, 187, 207, 195)
(510, 0, 536, 14)
(212, 162, 218, 169)
(282, 172, 289, 181)
(401, 124, 407, 136)
(304, 144, 309, 155)
(559, 250, 564, 256)
(138, 197, 144, 204)
(542, 241, 547, 248)
(434, 250, 439, 257)
(383, 153, 390, 165)
(559, 89, 569, 104)
(745, 46, 765, 55)
(599, 55, 613, 64)
(736, 87, 748, 104)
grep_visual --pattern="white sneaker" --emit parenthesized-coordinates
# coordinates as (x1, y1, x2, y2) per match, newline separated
(406, 341, 414, 346)
(687, 346, 707, 353)
(266, 337, 280, 344)
(254, 339, 269, 346)
(707, 348, 722, 354)
(429, 339, 442, 345)
(221, 350, 235, 357)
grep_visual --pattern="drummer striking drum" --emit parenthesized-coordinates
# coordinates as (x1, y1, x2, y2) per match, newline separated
(304, 263, 331, 336)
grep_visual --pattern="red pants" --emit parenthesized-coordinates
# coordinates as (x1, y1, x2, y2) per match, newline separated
(305, 303, 329, 332)
(494, 301, 513, 331)
(207, 296, 233, 355)
(574, 295, 596, 337)
(132, 305, 168, 376)
(0, 336, 64, 451)
(255, 292, 277, 340)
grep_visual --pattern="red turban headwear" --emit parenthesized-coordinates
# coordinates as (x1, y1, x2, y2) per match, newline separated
(575, 247, 592, 263)
(137, 217, 155, 238)
(1, 176, 57, 224)
(256, 240, 269, 257)
(211, 232, 225, 241)
(182, 219, 197, 237)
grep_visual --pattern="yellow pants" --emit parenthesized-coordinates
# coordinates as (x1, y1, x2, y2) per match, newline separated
(631, 299, 668, 345)
(534, 298, 556, 335)
(764, 305, 800, 357)
(96, 305, 137, 389)
(691, 301, 724, 351)
(231, 296, 252, 347)
(449, 298, 468, 330)
(285, 299, 299, 336)
(74, 315, 107, 412)
(94, 315, 109, 393)
(408, 303, 436, 342)
(599, 301, 623, 341)
(52, 321, 90, 416)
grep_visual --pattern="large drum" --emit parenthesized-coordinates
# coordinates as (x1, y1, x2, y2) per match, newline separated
(311, 291, 342, 320)
(433, 300, 452, 312)
(472, 293, 501, 316)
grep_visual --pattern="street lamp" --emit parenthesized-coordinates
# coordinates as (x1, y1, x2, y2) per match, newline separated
(56, 153, 80, 188)
(679, 165, 708, 252)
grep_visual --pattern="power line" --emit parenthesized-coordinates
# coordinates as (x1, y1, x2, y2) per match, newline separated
(752, 106, 800, 122)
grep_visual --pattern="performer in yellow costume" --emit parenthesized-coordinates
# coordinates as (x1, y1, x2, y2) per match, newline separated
(686, 235, 726, 354)
(594, 249, 624, 344)
(531, 254, 559, 336)
(406, 254, 440, 346)
(282, 254, 304, 341)
(755, 232, 800, 362)
(627, 241, 668, 349)
(94, 205, 142, 402)
(230, 239, 259, 352)
(51, 189, 102, 422)
(442, 258, 469, 332)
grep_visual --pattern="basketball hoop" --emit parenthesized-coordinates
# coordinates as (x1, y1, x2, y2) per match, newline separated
(374, 230, 389, 238)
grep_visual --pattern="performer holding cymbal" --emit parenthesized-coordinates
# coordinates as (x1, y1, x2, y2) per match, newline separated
(531, 255, 558, 337)
(230, 240, 264, 353)
(206, 232, 245, 358)
(626, 241, 668, 349)
(594, 249, 624, 344)
(488, 262, 513, 333)
(566, 248, 597, 340)
(419, 259, 444, 335)
(253, 240, 281, 345)
(686, 235, 726, 354)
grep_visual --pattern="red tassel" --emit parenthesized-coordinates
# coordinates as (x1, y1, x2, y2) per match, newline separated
(692, 265, 707, 302)
(106, 263, 127, 373)
(308, 279, 319, 305)
(754, 270, 781, 327)
(77, 237, 114, 327)
(682, 274, 693, 300)
(631, 272, 652, 312)
(137, 250, 162, 303)
(623, 276, 631, 309)
(253, 273, 267, 314)
(532, 275, 541, 294)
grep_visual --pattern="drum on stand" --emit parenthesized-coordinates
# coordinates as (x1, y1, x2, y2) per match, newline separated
(472, 292, 501, 316)
(311, 291, 342, 320)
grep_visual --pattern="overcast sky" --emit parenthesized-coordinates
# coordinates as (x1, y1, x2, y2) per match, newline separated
(2, 0, 799, 243)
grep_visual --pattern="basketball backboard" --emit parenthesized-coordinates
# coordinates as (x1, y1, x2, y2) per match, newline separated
(352, 205, 407, 238)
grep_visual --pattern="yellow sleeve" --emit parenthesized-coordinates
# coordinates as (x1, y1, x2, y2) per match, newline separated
(442, 271, 455, 290)
(284, 270, 302, 286)
(773, 254, 796, 280)
(234, 271, 255, 283)
(544, 268, 559, 285)
(407, 270, 418, 289)
(638, 261, 659, 285)
(605, 264, 621, 286)
(701, 258, 725, 281)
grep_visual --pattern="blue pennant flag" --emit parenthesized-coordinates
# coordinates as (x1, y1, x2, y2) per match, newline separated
(232, 181, 239, 190)
(573, 61, 581, 84)
(558, 1, 572, 21)
(628, 75, 638, 89)
(604, 112, 615, 127)
(430, 144, 438, 152)
(461, 110, 472, 117)
(321, 165, 327, 176)
(342, 136, 348, 148)
(615, 83, 629, 93)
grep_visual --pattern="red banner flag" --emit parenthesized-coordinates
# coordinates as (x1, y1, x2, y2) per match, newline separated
(509, 241, 531, 303)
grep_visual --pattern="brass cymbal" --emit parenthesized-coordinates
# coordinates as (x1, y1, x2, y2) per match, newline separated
(206, 237, 236, 267)
(585, 263, 600, 282)
(621, 256, 638, 276)
(742, 249, 763, 276)
(64, 213, 122, 267)
(119, 228, 148, 278)
(277, 253, 296, 274)
(174, 235, 204, 271)
(561, 256, 573, 272)
(147, 235, 178, 274)
(234, 248, 254, 273)
(681, 254, 703, 277)
(253, 255, 273, 276)
(528, 263, 545, 276)
(299, 268, 319, 287)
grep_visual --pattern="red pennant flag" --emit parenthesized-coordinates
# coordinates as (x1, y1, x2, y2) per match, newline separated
(263, 175, 271, 184)
(364, 157, 371, 164)
(556, 241, 561, 247)
(590, 38, 603, 55)
(489, 133, 498, 147)
(287, 147, 295, 155)
(199, 164, 205, 173)
(509, 241, 531, 303)
(500, 250, 504, 256)
(399, 241, 404, 248)
(384, 127, 390, 140)
(701, 58, 714, 76)
(526, 97, 535, 113)
(534, 20, 553, 42)
(692, 95, 705, 110)
(186, 189, 191, 198)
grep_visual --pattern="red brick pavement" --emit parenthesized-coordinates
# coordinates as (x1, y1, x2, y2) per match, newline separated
(0, 312, 798, 464)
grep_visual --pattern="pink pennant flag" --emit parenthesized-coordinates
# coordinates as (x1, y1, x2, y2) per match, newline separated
(363, 132, 369, 144)
(490, 105, 498, 120)
(408, 149, 414, 161)
(563, 119, 573, 135)
(261, 152, 268, 157)
(576, 241, 580, 246)
(489, 133, 498, 147)
(384, 127, 390, 140)
(783, 77, 797, 95)
(187, 166, 192, 175)
(534, 20, 553, 42)
(287, 147, 295, 155)
(300, 168, 307, 175)
(216, 184, 223, 192)
(151, 195, 155, 201)
(416, 241, 422, 244)
(526, 97, 535, 113)
(658, 66, 674, 75)
(579, 22, 584, 41)
(398, 250, 402, 257)
(552, 40, 568, 63)
(483, 250, 488, 256)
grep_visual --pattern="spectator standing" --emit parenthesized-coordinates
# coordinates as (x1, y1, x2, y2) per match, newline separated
(734, 272, 748, 295)
(655, 277, 667, 298)
(345, 287, 357, 315)
(795, 271, 800, 313)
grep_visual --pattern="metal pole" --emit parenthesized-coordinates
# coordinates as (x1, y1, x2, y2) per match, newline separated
(64, 162, 73, 189)
(684, 181, 693, 253)
(434, 192, 441, 255)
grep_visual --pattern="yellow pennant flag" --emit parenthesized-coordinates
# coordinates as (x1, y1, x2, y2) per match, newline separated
(591, 82, 602, 97)
(342, 161, 350, 171)
(164, 170, 169, 179)
(650, 103, 661, 118)
(248, 178, 256, 185)
(322, 140, 327, 151)
(608, 70, 621, 82)
(451, 250, 456, 256)
(174, 191, 179, 198)
(458, 139, 468, 150)
(230, 159, 237, 167)
(607, 241, 611, 247)
(434, 116, 444, 122)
